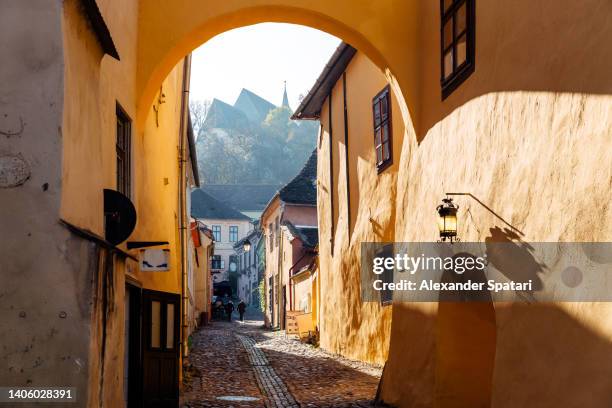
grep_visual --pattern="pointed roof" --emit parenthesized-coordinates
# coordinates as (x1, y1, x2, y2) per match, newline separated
(191, 189, 251, 220)
(233, 89, 277, 123)
(203, 98, 249, 129)
(278, 149, 317, 205)
(282, 81, 290, 109)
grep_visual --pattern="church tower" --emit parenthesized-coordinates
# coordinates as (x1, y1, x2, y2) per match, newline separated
(282, 80, 290, 109)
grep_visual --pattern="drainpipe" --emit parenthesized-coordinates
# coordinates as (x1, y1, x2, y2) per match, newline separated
(178, 54, 192, 360)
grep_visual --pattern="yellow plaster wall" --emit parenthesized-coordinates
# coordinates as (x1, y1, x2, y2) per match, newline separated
(195, 234, 214, 321)
(61, 0, 141, 233)
(128, 63, 185, 295)
(317, 52, 403, 365)
(318, 26, 612, 408)
(61, 0, 187, 295)
(60, 1, 191, 406)
(134, 0, 420, 128)
(292, 272, 312, 312)
(381, 1, 612, 407)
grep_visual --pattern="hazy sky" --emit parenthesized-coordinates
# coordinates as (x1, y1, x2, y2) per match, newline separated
(190, 23, 340, 110)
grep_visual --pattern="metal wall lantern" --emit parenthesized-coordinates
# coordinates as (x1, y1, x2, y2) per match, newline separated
(243, 239, 252, 252)
(437, 197, 459, 242)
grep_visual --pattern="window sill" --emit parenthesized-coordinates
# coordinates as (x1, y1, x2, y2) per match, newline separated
(441, 61, 475, 100)
(377, 159, 393, 174)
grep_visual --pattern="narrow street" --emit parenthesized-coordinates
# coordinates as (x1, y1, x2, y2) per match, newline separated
(181, 308, 383, 408)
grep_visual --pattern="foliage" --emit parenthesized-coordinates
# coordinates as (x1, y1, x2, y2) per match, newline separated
(189, 99, 211, 137)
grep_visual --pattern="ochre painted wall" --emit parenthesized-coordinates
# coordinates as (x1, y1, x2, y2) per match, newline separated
(382, 2, 612, 407)
(62, 0, 189, 295)
(317, 52, 403, 365)
(60, 1, 194, 405)
(134, 0, 421, 129)
(316, 7, 612, 404)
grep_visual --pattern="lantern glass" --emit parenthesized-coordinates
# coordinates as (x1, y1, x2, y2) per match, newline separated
(439, 211, 457, 236)
(437, 198, 458, 240)
(243, 240, 251, 252)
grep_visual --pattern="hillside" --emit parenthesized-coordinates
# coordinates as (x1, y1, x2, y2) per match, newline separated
(192, 88, 318, 185)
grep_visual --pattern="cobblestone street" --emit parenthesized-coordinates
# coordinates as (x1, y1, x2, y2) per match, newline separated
(181, 309, 384, 408)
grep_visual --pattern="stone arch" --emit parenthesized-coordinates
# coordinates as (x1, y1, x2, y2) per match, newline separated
(135, 1, 420, 129)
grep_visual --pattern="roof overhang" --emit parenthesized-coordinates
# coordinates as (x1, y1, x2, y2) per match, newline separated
(187, 114, 200, 187)
(291, 43, 356, 120)
(80, 0, 120, 60)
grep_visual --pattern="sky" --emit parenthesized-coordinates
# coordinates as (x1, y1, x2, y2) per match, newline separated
(190, 23, 341, 111)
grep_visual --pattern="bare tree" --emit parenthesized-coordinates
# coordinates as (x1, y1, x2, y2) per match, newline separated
(189, 99, 211, 138)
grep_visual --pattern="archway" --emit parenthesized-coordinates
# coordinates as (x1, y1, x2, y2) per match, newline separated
(134, 1, 420, 129)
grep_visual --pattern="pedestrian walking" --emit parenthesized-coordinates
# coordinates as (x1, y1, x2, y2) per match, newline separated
(225, 300, 234, 321)
(237, 300, 246, 321)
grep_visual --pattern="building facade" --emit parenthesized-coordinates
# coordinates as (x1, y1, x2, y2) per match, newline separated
(202, 184, 280, 220)
(233, 228, 263, 306)
(260, 151, 318, 328)
(293, 2, 612, 403)
(190, 189, 252, 293)
(2, 1, 611, 407)
(191, 220, 214, 326)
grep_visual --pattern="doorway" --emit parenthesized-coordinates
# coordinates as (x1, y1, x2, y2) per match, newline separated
(142, 289, 181, 408)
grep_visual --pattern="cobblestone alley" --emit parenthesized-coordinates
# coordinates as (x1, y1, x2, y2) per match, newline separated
(180, 309, 384, 408)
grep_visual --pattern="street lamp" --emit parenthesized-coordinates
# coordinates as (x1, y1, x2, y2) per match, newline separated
(243, 239, 251, 252)
(437, 197, 459, 242)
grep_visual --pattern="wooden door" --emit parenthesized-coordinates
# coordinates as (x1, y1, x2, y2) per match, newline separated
(142, 290, 180, 408)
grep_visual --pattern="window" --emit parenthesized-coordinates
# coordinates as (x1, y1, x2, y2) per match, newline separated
(268, 223, 273, 249)
(229, 226, 238, 242)
(373, 86, 392, 172)
(212, 225, 221, 242)
(211, 255, 223, 270)
(440, 0, 475, 98)
(116, 105, 131, 197)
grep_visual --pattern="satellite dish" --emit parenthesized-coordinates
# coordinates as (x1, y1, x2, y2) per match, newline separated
(104, 189, 137, 246)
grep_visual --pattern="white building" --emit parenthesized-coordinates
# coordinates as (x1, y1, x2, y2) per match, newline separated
(191, 189, 252, 296)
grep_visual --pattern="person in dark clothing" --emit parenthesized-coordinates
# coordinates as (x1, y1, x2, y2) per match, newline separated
(237, 300, 246, 321)
(225, 300, 234, 321)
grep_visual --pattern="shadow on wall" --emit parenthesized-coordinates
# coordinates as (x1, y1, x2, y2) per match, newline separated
(485, 226, 545, 299)
(378, 225, 612, 407)
(435, 253, 496, 408)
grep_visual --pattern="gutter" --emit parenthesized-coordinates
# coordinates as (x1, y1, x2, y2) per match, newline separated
(291, 42, 356, 120)
(186, 115, 200, 187)
(179, 55, 192, 361)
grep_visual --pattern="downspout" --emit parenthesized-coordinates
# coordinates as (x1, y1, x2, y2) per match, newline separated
(178, 54, 192, 360)
(277, 227, 282, 329)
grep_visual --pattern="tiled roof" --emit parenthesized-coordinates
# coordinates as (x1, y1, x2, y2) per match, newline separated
(191, 189, 251, 221)
(278, 149, 317, 205)
(283, 221, 319, 248)
(202, 184, 280, 211)
(203, 98, 249, 129)
(233, 89, 277, 123)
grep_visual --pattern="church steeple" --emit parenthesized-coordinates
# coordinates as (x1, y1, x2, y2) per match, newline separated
(282, 81, 290, 108)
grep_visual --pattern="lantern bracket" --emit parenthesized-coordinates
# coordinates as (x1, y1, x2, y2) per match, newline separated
(444, 192, 524, 237)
